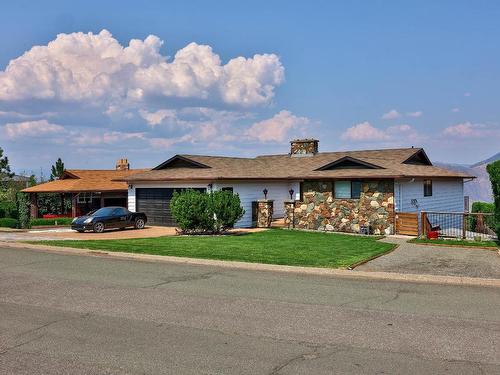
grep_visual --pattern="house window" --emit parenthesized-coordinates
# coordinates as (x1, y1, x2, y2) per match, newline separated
(424, 179, 433, 197)
(334, 180, 362, 199)
(334, 181, 351, 198)
(351, 181, 362, 199)
(221, 187, 233, 193)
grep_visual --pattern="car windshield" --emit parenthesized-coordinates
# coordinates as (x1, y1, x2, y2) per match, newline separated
(91, 207, 117, 217)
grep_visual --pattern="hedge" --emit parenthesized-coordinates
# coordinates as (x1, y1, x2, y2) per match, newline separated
(486, 160, 500, 239)
(170, 189, 244, 234)
(0, 218, 19, 228)
(0, 201, 18, 219)
(468, 201, 495, 232)
(30, 217, 74, 226)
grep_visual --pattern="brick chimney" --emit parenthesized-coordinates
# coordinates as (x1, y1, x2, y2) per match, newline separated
(116, 158, 130, 171)
(290, 139, 319, 156)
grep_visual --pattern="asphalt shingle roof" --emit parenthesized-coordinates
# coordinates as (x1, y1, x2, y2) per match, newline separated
(22, 169, 148, 193)
(123, 148, 474, 182)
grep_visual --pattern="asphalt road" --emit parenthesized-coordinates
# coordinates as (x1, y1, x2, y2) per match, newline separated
(1, 246, 499, 374)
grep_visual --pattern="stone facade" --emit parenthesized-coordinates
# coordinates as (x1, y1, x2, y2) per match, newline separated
(284, 180, 395, 235)
(290, 139, 319, 155)
(254, 200, 274, 228)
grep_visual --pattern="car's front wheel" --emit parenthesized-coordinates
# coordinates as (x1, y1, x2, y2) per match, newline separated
(134, 218, 145, 229)
(93, 222, 105, 233)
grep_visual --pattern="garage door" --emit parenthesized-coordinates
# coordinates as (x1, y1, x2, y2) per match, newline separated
(135, 188, 205, 226)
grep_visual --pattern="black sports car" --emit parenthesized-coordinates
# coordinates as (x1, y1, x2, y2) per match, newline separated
(71, 206, 147, 233)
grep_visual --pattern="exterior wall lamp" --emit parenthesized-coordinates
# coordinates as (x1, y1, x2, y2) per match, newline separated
(288, 189, 294, 200)
(263, 188, 268, 199)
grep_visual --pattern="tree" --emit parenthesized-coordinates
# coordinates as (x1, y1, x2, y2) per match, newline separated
(0, 147, 14, 183)
(50, 158, 65, 181)
(486, 160, 500, 239)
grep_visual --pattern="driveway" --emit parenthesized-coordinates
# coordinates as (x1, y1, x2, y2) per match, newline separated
(0, 226, 177, 241)
(0, 226, 266, 242)
(0, 245, 499, 374)
(356, 237, 500, 279)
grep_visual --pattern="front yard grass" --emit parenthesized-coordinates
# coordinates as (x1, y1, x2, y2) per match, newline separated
(409, 238, 499, 249)
(28, 229, 396, 268)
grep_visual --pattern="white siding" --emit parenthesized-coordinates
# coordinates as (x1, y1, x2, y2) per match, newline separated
(127, 180, 300, 228)
(394, 178, 464, 213)
(213, 181, 300, 228)
(128, 186, 136, 212)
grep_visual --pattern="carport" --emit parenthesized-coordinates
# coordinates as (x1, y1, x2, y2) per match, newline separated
(22, 164, 147, 218)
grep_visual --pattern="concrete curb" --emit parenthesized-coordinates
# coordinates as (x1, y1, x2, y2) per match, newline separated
(407, 240, 499, 251)
(1, 241, 499, 288)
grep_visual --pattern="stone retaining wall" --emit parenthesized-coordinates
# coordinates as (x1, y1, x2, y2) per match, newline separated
(284, 180, 394, 235)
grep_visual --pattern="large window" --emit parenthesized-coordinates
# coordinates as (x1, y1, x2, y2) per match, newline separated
(334, 180, 362, 199)
(300, 180, 363, 200)
(424, 179, 433, 197)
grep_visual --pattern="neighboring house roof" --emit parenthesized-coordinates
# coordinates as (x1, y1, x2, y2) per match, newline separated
(22, 169, 148, 193)
(123, 148, 475, 182)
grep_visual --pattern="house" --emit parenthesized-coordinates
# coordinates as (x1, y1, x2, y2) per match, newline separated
(121, 139, 474, 234)
(22, 159, 147, 218)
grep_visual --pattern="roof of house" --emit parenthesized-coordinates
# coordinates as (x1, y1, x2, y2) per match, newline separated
(22, 169, 148, 193)
(122, 147, 475, 182)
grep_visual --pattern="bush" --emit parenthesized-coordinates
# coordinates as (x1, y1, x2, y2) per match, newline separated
(170, 189, 244, 234)
(0, 201, 18, 219)
(30, 217, 73, 226)
(0, 218, 19, 228)
(486, 160, 500, 239)
(210, 190, 245, 232)
(468, 201, 495, 231)
(16, 192, 30, 229)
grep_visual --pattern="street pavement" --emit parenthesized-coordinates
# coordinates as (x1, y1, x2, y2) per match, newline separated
(0, 246, 499, 374)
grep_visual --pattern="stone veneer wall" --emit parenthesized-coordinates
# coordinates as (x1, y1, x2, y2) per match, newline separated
(254, 200, 274, 228)
(284, 180, 395, 235)
(290, 139, 319, 155)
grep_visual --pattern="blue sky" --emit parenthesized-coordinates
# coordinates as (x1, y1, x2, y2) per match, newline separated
(1, 0, 499, 175)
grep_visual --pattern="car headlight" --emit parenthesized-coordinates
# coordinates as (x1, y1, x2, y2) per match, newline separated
(84, 217, 94, 224)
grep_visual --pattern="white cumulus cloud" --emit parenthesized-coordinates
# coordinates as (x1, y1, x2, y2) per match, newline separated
(245, 110, 311, 143)
(381, 109, 401, 120)
(0, 30, 284, 107)
(3, 119, 65, 139)
(442, 122, 500, 138)
(406, 111, 423, 118)
(341, 122, 419, 143)
(139, 109, 178, 126)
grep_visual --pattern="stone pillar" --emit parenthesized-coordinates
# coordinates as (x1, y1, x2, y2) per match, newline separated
(255, 200, 274, 228)
(29, 193, 38, 219)
(284, 200, 295, 228)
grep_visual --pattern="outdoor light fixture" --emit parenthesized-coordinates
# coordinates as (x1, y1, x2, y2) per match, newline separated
(263, 188, 268, 199)
(289, 189, 294, 200)
(208, 183, 213, 191)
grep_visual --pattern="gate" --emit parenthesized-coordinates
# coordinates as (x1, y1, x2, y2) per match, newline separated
(395, 212, 419, 236)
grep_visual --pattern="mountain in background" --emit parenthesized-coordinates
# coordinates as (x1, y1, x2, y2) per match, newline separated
(435, 152, 500, 203)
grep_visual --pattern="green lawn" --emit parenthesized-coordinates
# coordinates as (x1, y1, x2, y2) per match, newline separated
(409, 238, 499, 249)
(29, 229, 396, 268)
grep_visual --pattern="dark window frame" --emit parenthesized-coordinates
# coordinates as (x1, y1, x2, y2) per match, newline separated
(333, 180, 362, 199)
(423, 179, 433, 197)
